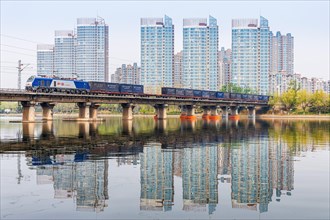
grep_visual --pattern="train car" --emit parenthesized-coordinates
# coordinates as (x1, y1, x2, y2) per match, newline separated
(202, 91, 210, 98)
(176, 88, 185, 97)
(89, 81, 120, 94)
(184, 89, 194, 97)
(133, 85, 144, 94)
(161, 87, 176, 96)
(209, 91, 217, 99)
(193, 90, 202, 97)
(25, 76, 90, 93)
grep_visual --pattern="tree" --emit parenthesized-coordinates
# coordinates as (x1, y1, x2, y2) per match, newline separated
(310, 90, 328, 114)
(297, 90, 312, 114)
(268, 94, 281, 114)
(281, 89, 297, 114)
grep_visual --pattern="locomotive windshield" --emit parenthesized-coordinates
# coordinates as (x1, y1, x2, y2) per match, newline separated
(27, 76, 35, 82)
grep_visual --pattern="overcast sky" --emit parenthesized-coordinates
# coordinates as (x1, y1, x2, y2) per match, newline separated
(1, 1, 329, 89)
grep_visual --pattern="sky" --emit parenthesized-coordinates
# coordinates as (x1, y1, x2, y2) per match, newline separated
(0, 0, 329, 89)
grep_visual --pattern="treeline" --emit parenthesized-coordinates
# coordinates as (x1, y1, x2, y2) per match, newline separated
(268, 82, 330, 114)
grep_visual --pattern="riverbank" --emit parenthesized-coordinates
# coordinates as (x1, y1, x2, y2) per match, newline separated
(258, 114, 330, 120)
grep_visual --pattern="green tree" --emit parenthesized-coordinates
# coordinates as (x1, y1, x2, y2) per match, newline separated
(281, 89, 297, 113)
(268, 94, 281, 114)
(296, 90, 312, 114)
(310, 90, 328, 114)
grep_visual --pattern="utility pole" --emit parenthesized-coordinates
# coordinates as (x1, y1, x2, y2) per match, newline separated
(16, 60, 30, 89)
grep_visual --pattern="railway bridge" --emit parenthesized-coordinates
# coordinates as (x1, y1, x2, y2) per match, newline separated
(0, 89, 269, 122)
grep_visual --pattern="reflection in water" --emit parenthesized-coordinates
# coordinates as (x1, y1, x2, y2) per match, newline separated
(0, 118, 329, 217)
(140, 143, 173, 211)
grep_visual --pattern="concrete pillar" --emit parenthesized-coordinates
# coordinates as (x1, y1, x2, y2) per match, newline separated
(40, 102, 55, 121)
(154, 104, 168, 120)
(220, 106, 228, 118)
(230, 106, 239, 116)
(122, 103, 135, 120)
(202, 106, 210, 118)
(89, 103, 100, 120)
(21, 101, 36, 122)
(186, 105, 195, 116)
(77, 102, 91, 119)
(210, 106, 218, 116)
(248, 106, 256, 119)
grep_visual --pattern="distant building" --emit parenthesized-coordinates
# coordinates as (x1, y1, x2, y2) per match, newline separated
(173, 51, 183, 88)
(182, 16, 218, 91)
(140, 15, 174, 94)
(37, 44, 54, 76)
(76, 17, 109, 82)
(37, 17, 109, 82)
(54, 30, 76, 79)
(231, 17, 270, 95)
(112, 63, 141, 84)
(269, 32, 294, 95)
(218, 47, 231, 90)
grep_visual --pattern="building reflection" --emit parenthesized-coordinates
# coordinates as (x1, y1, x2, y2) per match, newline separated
(33, 153, 109, 212)
(230, 134, 294, 213)
(182, 144, 218, 214)
(140, 143, 174, 211)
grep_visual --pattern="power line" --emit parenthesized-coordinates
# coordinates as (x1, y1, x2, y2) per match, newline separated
(1, 44, 36, 52)
(1, 49, 36, 57)
(1, 34, 41, 44)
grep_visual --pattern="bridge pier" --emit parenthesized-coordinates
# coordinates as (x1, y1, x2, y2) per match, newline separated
(89, 103, 100, 120)
(40, 102, 55, 121)
(202, 106, 210, 119)
(77, 102, 91, 120)
(122, 103, 135, 120)
(21, 101, 36, 122)
(186, 105, 196, 118)
(209, 106, 220, 120)
(220, 106, 228, 119)
(230, 106, 239, 119)
(247, 106, 256, 119)
(154, 104, 168, 120)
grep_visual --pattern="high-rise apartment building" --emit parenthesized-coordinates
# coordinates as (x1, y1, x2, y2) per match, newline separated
(173, 51, 183, 88)
(111, 63, 141, 84)
(231, 16, 270, 95)
(76, 17, 109, 82)
(269, 32, 294, 94)
(37, 17, 109, 82)
(182, 16, 218, 91)
(37, 44, 54, 76)
(218, 47, 232, 90)
(140, 15, 174, 94)
(54, 30, 76, 78)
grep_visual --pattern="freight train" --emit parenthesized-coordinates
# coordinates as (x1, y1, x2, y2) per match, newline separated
(25, 76, 143, 94)
(25, 76, 269, 102)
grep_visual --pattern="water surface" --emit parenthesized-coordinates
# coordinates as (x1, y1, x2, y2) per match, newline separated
(0, 116, 329, 219)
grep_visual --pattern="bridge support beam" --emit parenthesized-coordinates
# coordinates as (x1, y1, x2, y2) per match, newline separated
(154, 104, 168, 120)
(77, 102, 91, 120)
(247, 106, 256, 119)
(122, 103, 135, 120)
(220, 106, 228, 118)
(40, 102, 55, 121)
(89, 103, 100, 120)
(21, 101, 36, 122)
